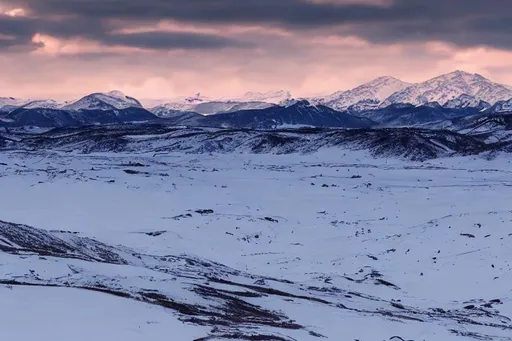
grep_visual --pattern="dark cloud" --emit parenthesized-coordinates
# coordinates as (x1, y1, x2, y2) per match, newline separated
(102, 31, 252, 50)
(345, 14, 512, 49)
(5, 0, 418, 26)
(2, 0, 512, 50)
(0, 12, 252, 51)
(8, 0, 509, 24)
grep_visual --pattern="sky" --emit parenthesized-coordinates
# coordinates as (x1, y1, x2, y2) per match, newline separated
(1, 0, 512, 101)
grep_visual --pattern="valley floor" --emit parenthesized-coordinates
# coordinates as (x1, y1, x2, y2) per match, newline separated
(1, 149, 512, 340)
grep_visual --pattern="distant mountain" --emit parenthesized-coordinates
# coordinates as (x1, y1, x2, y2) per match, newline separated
(307, 71, 512, 113)
(21, 99, 66, 109)
(151, 100, 276, 117)
(438, 112, 512, 145)
(310, 76, 412, 111)
(0, 90, 155, 128)
(4, 70, 512, 130)
(155, 111, 205, 126)
(147, 90, 290, 116)
(1, 97, 69, 112)
(444, 94, 491, 110)
(200, 100, 375, 129)
(354, 102, 482, 127)
(4, 108, 80, 127)
(62, 91, 143, 111)
(0, 97, 25, 113)
(149, 93, 211, 113)
(4, 123, 489, 161)
(3, 107, 157, 128)
(381, 71, 512, 107)
(224, 90, 292, 104)
(485, 98, 512, 114)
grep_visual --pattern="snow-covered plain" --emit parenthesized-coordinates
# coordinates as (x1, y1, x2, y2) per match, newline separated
(1, 286, 209, 341)
(1, 149, 512, 340)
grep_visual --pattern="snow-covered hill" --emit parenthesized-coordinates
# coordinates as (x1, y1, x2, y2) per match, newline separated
(4, 123, 488, 161)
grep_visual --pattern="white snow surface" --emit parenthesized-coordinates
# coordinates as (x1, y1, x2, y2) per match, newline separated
(1, 149, 512, 340)
(0, 286, 209, 341)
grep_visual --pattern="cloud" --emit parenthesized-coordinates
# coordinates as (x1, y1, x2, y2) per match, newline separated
(0, 11, 254, 52)
(2, 0, 512, 101)
(101, 31, 252, 50)
(1, 0, 512, 50)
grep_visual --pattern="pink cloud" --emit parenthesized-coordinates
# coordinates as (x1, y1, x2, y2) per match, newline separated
(2, 7, 512, 101)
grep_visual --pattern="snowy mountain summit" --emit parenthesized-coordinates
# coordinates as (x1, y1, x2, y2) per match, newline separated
(310, 76, 412, 111)
(0, 97, 27, 113)
(149, 91, 287, 116)
(4, 70, 512, 120)
(227, 90, 292, 105)
(382, 70, 512, 107)
(311, 71, 512, 111)
(62, 90, 143, 111)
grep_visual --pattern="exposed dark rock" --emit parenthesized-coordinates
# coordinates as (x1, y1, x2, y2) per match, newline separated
(196, 209, 214, 215)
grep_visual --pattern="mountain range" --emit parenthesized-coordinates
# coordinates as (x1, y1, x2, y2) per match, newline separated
(150, 71, 512, 114)
(2, 70, 512, 131)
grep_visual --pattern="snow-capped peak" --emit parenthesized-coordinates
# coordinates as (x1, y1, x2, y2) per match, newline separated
(62, 91, 143, 111)
(0, 97, 24, 106)
(184, 93, 210, 104)
(1, 97, 69, 112)
(106, 90, 128, 99)
(148, 91, 286, 116)
(309, 76, 412, 111)
(147, 93, 211, 115)
(0, 97, 27, 112)
(381, 71, 512, 107)
(224, 90, 292, 105)
(21, 99, 65, 109)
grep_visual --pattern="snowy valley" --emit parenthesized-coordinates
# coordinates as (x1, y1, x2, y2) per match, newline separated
(2, 127, 512, 340)
(2, 70, 512, 341)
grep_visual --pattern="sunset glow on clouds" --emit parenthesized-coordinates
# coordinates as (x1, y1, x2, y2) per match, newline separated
(1, 0, 512, 100)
